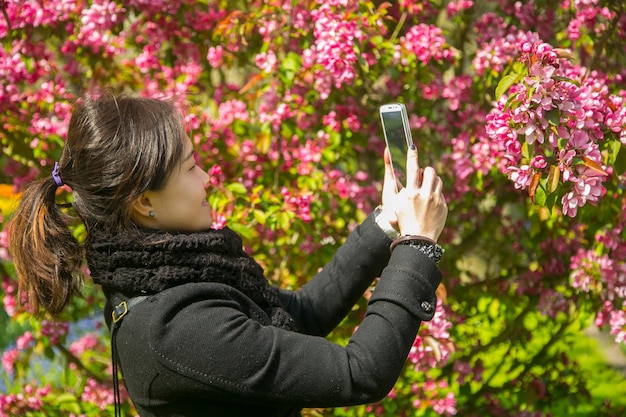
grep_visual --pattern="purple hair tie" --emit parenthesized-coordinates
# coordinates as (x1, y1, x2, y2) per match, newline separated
(52, 162, 64, 187)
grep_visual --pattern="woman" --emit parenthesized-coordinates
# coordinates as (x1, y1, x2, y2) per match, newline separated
(8, 93, 448, 417)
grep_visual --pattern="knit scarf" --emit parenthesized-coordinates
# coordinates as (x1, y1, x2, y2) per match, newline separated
(86, 226, 297, 331)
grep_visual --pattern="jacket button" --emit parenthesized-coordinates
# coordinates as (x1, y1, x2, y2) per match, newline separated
(421, 301, 433, 312)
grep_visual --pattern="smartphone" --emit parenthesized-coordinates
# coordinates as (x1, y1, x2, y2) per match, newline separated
(379, 103, 414, 188)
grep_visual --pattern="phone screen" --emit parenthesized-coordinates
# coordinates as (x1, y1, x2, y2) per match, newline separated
(380, 106, 412, 186)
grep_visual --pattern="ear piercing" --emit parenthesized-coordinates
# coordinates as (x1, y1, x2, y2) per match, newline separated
(149, 211, 156, 218)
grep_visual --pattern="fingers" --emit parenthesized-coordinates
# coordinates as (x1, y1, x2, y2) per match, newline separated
(420, 166, 437, 192)
(393, 156, 448, 241)
(382, 148, 400, 204)
(405, 144, 420, 190)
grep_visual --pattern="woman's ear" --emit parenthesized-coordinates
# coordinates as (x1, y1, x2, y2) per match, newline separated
(131, 193, 156, 224)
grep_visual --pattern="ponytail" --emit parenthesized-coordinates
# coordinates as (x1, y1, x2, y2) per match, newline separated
(8, 175, 84, 318)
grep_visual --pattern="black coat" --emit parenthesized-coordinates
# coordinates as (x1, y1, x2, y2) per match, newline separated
(111, 215, 442, 416)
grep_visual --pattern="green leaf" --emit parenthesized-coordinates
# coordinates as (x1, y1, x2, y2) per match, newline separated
(606, 139, 622, 165)
(58, 402, 82, 415)
(226, 182, 248, 195)
(228, 222, 255, 239)
(552, 75, 581, 87)
(54, 393, 78, 404)
(276, 211, 292, 230)
(534, 179, 547, 206)
(477, 296, 492, 313)
(281, 52, 301, 72)
(523, 312, 539, 331)
(253, 209, 266, 225)
(613, 142, 626, 175)
(496, 73, 524, 100)
(488, 298, 501, 320)
(545, 189, 559, 213)
(547, 164, 560, 194)
(545, 108, 561, 127)
(503, 91, 521, 111)
(521, 141, 531, 162)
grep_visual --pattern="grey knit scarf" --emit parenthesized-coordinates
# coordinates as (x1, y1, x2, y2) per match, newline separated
(86, 226, 297, 331)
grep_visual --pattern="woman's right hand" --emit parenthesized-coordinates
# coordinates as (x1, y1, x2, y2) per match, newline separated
(385, 145, 448, 242)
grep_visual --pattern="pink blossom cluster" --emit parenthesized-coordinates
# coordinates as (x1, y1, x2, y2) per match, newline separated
(125, 0, 183, 13)
(0, 40, 46, 95)
(291, 138, 323, 176)
(211, 213, 227, 230)
(595, 301, 626, 344)
(231, 140, 266, 188)
(411, 379, 458, 415)
(182, 5, 227, 36)
(1, 348, 20, 374)
(0, 227, 8, 261)
(570, 219, 626, 343)
(408, 304, 454, 368)
(361, 373, 457, 416)
(453, 359, 484, 385)
(0, 0, 77, 37)
(80, 378, 115, 410)
(206, 164, 225, 188)
(566, 0, 617, 42)
(255, 51, 278, 73)
(257, 88, 299, 131)
(443, 123, 504, 199)
(0, 30, 75, 186)
(40, 320, 70, 345)
(442, 75, 473, 112)
(1, 38, 74, 116)
(397, 0, 437, 19)
(473, 12, 510, 46)
(473, 28, 541, 76)
(486, 41, 624, 216)
(301, 2, 365, 99)
(1, 277, 24, 317)
(26, 80, 74, 140)
(537, 288, 570, 319)
(1, 331, 34, 374)
(206, 45, 224, 68)
(400, 24, 455, 66)
(446, 0, 474, 17)
(113, 13, 204, 99)
(280, 187, 313, 223)
(74, 0, 125, 54)
(214, 99, 250, 131)
(323, 169, 378, 213)
(497, 0, 556, 40)
(69, 333, 100, 356)
(0, 384, 51, 417)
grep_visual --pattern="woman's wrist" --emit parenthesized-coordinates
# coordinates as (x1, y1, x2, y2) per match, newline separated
(374, 205, 401, 239)
(390, 235, 445, 264)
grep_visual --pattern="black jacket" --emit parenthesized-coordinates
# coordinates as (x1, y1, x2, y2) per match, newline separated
(111, 215, 442, 416)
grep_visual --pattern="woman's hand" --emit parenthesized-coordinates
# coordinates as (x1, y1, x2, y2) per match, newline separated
(379, 146, 448, 242)
(378, 148, 402, 233)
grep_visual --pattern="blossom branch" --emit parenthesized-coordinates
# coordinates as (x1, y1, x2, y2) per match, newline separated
(55, 343, 106, 383)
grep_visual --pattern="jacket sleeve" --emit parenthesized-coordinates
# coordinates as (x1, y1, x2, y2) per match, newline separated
(121, 239, 442, 409)
(277, 213, 397, 336)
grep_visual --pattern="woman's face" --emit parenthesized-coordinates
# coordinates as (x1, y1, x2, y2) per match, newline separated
(134, 137, 214, 232)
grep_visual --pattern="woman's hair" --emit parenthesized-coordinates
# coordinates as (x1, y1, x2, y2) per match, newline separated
(8, 92, 186, 317)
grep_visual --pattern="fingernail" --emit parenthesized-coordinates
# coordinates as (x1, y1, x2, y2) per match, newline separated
(409, 144, 416, 150)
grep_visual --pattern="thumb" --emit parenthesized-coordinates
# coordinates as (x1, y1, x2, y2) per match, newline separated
(382, 148, 400, 204)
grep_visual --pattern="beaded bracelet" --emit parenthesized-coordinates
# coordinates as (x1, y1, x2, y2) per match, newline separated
(390, 235, 445, 264)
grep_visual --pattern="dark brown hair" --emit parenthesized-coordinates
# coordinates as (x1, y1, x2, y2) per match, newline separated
(8, 92, 186, 317)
